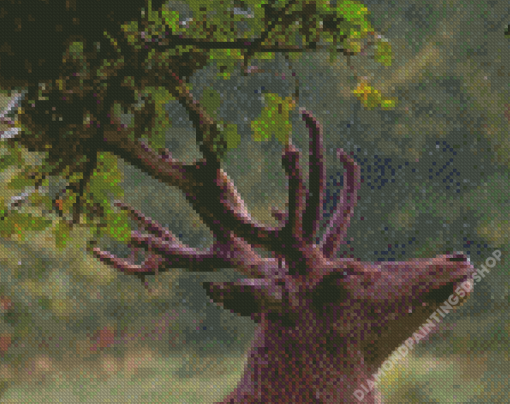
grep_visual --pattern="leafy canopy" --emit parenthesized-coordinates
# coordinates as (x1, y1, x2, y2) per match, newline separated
(0, 0, 395, 252)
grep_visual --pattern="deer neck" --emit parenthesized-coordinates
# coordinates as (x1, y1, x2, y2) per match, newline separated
(222, 317, 382, 403)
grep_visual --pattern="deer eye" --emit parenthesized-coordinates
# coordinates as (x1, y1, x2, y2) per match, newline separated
(311, 274, 349, 314)
(423, 283, 455, 304)
(447, 254, 468, 262)
(267, 311, 298, 328)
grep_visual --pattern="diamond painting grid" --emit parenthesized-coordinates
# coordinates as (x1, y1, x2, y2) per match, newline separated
(0, 0, 508, 402)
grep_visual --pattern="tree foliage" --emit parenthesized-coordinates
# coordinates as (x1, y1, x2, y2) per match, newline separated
(0, 0, 395, 261)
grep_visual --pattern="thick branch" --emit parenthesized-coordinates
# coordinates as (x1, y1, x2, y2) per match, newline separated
(240, 0, 300, 71)
(91, 247, 156, 274)
(100, 130, 190, 189)
(149, 0, 362, 61)
(320, 149, 361, 258)
(72, 149, 97, 225)
(151, 25, 357, 60)
(151, 70, 223, 165)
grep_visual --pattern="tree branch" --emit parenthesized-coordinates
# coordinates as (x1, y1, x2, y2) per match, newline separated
(240, 0, 300, 71)
(150, 69, 224, 165)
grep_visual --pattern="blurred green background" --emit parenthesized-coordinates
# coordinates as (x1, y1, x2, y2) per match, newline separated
(0, 0, 508, 402)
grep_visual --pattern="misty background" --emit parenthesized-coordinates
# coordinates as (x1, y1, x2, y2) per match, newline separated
(0, 0, 508, 402)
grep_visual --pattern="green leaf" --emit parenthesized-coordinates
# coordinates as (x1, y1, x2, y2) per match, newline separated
(375, 37, 393, 67)
(121, 21, 141, 46)
(252, 52, 275, 61)
(381, 99, 396, 109)
(337, 0, 371, 35)
(0, 153, 16, 173)
(200, 87, 222, 118)
(0, 213, 16, 238)
(209, 49, 244, 80)
(147, 0, 159, 25)
(68, 42, 84, 57)
(88, 153, 124, 202)
(6, 165, 44, 189)
(105, 210, 131, 243)
(15, 212, 52, 232)
(210, 121, 241, 160)
(329, 47, 338, 63)
(243, 0, 269, 34)
(54, 220, 72, 250)
(353, 82, 397, 110)
(162, 9, 180, 33)
(31, 192, 53, 212)
(8, 177, 35, 190)
(145, 87, 174, 147)
(251, 93, 296, 144)
(223, 122, 240, 150)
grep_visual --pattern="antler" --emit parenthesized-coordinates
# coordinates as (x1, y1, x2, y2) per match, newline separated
(97, 67, 348, 278)
(101, 70, 289, 251)
(92, 199, 278, 279)
(96, 88, 357, 278)
(320, 148, 361, 259)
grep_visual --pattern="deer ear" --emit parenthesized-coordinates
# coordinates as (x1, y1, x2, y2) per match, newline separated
(203, 279, 284, 323)
(204, 281, 263, 321)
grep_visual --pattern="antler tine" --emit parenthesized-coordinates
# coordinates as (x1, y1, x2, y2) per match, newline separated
(137, 70, 288, 250)
(90, 246, 158, 275)
(90, 229, 220, 276)
(320, 148, 361, 258)
(94, 200, 269, 278)
(299, 109, 325, 244)
(281, 143, 308, 245)
(103, 116, 284, 254)
(113, 200, 185, 246)
(270, 206, 289, 223)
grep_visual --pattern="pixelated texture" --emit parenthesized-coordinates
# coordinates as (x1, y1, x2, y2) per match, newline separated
(0, 0, 508, 403)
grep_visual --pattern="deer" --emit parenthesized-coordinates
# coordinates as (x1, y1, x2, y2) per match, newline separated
(93, 77, 476, 402)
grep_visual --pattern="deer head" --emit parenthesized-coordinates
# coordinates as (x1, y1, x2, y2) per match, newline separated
(94, 74, 475, 403)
